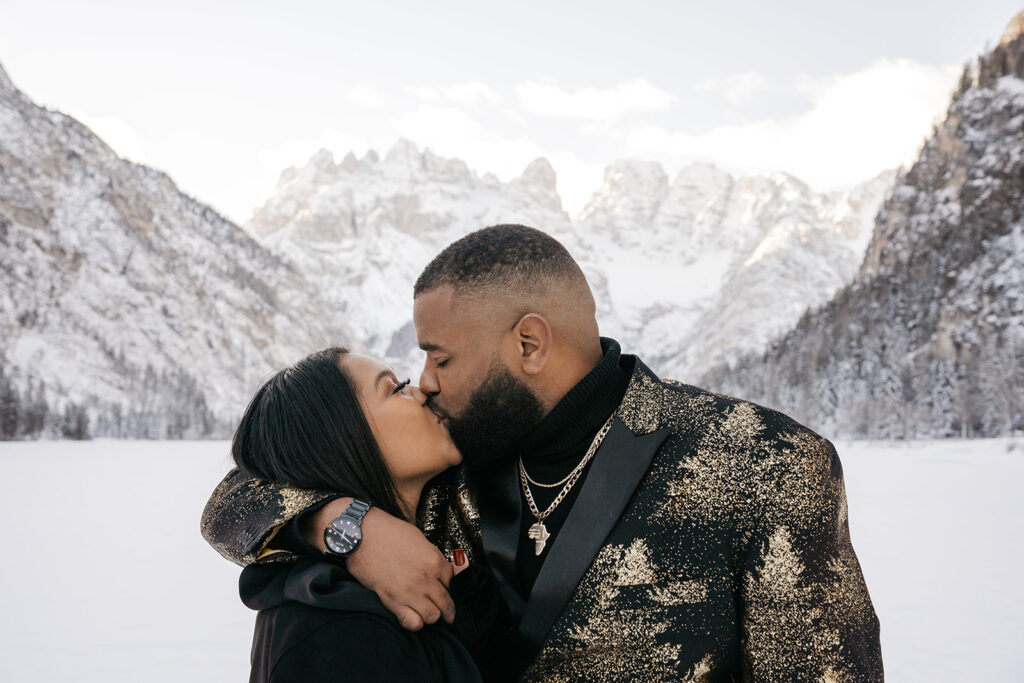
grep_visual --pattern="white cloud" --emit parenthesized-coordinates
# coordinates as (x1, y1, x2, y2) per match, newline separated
(348, 84, 382, 108)
(626, 59, 959, 188)
(406, 82, 503, 107)
(515, 79, 676, 121)
(443, 82, 502, 106)
(693, 71, 769, 105)
(73, 112, 145, 161)
(406, 85, 440, 103)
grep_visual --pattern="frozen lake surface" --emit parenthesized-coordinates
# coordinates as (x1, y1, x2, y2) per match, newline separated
(1, 438, 1022, 682)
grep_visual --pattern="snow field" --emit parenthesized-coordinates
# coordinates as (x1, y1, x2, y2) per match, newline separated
(1, 438, 1022, 682)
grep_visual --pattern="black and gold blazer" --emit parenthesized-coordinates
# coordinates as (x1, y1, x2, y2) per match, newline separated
(201, 356, 882, 682)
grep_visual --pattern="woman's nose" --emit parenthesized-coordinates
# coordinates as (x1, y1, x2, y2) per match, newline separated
(410, 385, 428, 405)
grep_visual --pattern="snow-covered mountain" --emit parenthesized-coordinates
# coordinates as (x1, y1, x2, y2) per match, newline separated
(573, 161, 896, 376)
(247, 144, 894, 380)
(0, 62, 349, 438)
(701, 23, 1024, 439)
(246, 142, 572, 373)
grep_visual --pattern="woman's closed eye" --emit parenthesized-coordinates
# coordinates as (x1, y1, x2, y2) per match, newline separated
(392, 378, 411, 395)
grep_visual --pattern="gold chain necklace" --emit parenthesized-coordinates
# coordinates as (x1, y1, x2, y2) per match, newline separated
(518, 412, 616, 556)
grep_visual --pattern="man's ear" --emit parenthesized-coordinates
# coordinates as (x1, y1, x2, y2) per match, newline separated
(513, 313, 552, 375)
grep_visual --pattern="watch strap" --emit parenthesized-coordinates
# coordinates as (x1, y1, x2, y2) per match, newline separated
(342, 498, 371, 524)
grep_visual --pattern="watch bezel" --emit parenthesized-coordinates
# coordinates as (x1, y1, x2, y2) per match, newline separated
(323, 499, 371, 558)
(325, 514, 363, 556)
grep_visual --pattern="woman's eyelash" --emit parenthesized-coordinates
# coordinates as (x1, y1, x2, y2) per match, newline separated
(392, 378, 411, 395)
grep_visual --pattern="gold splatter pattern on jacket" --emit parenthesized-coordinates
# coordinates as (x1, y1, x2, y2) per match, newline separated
(520, 365, 882, 681)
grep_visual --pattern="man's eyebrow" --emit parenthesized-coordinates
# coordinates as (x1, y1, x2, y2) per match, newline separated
(374, 369, 397, 391)
(419, 342, 444, 352)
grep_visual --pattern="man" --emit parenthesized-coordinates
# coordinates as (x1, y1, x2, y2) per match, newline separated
(202, 224, 882, 680)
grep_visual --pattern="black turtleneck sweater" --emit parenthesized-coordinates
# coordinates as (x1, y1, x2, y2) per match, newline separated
(514, 337, 630, 595)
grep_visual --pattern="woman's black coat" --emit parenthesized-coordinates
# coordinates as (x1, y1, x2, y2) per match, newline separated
(240, 558, 487, 682)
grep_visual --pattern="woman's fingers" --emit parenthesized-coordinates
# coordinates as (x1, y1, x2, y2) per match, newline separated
(452, 548, 468, 574)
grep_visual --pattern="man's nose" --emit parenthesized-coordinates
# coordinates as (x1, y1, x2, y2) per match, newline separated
(419, 363, 440, 396)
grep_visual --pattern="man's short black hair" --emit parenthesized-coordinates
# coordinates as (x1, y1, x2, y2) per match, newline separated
(414, 224, 584, 297)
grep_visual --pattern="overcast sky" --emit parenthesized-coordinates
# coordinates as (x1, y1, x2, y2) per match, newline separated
(2, 1, 1020, 222)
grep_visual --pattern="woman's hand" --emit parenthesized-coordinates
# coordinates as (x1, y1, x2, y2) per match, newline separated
(304, 498, 456, 631)
(451, 548, 469, 576)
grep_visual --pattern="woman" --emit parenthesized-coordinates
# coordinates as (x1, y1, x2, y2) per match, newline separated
(231, 346, 501, 682)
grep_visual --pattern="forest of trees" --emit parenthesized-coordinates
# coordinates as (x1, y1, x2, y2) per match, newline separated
(0, 367, 89, 439)
(0, 358, 229, 441)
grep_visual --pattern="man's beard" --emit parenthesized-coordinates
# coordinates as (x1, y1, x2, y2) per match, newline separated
(444, 364, 545, 473)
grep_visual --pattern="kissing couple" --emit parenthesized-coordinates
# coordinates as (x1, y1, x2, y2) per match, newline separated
(201, 224, 883, 681)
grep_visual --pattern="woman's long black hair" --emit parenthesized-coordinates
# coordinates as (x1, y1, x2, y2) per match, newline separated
(231, 346, 405, 519)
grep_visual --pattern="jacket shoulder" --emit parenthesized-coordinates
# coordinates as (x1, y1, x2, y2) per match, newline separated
(619, 368, 842, 507)
(663, 378, 828, 442)
(634, 376, 845, 543)
(623, 366, 831, 456)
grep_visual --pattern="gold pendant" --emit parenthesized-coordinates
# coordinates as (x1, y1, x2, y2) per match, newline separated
(528, 521, 550, 555)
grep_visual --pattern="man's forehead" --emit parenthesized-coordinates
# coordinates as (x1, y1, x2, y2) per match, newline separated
(414, 285, 458, 348)
(414, 284, 498, 349)
(414, 284, 456, 314)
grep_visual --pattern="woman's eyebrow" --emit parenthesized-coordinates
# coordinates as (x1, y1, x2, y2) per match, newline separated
(374, 369, 398, 392)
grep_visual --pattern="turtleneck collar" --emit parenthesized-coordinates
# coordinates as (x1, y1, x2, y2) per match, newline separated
(519, 337, 629, 459)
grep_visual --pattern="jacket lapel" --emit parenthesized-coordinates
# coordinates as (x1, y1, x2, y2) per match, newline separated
(473, 457, 528, 621)
(517, 416, 671, 652)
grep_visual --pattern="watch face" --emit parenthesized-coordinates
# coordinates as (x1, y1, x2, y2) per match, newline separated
(325, 517, 362, 556)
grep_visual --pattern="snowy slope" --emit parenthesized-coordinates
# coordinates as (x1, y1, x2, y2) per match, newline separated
(0, 62, 349, 438)
(701, 29, 1024, 439)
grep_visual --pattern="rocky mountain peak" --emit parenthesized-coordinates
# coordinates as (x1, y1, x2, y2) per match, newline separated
(519, 157, 557, 191)
(0, 61, 12, 92)
(502, 157, 565, 216)
(578, 160, 669, 229)
(672, 161, 727, 182)
(664, 162, 732, 207)
(384, 138, 422, 167)
(307, 148, 337, 172)
(604, 159, 668, 191)
(339, 150, 360, 172)
(1000, 9, 1024, 46)
(422, 148, 471, 183)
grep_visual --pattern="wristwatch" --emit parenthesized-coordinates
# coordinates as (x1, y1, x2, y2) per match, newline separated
(324, 499, 371, 558)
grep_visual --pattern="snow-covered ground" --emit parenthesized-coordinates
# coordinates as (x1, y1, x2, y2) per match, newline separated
(1, 438, 1022, 681)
